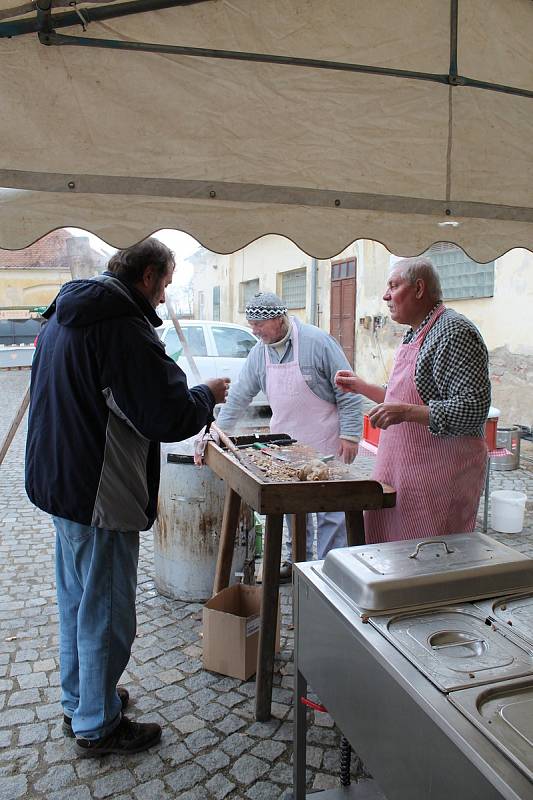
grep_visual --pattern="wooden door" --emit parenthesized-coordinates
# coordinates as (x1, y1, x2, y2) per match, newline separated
(330, 258, 356, 367)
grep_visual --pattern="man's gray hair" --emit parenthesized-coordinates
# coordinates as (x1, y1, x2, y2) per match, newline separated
(394, 257, 443, 302)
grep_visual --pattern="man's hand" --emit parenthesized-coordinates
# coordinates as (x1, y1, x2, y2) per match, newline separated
(337, 439, 359, 464)
(335, 369, 362, 393)
(205, 377, 231, 404)
(368, 402, 428, 429)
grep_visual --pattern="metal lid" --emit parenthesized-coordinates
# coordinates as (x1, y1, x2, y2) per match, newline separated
(320, 533, 533, 615)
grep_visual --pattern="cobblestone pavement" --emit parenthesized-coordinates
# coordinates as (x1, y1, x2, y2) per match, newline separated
(1, 369, 532, 800)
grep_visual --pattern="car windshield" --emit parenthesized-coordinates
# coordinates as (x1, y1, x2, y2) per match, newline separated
(163, 326, 207, 359)
(211, 326, 256, 358)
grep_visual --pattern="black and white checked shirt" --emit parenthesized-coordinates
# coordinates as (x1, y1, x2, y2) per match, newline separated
(403, 305, 491, 438)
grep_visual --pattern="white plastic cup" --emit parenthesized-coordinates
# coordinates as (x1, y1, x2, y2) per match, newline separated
(490, 490, 527, 534)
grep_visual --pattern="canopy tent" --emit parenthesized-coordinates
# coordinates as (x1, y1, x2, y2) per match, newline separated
(0, 0, 531, 260)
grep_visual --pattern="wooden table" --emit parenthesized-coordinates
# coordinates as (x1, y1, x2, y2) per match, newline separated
(205, 438, 396, 721)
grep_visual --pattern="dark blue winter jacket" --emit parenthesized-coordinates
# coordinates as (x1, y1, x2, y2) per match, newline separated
(25, 273, 215, 531)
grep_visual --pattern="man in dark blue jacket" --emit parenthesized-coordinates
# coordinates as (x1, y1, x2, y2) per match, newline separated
(26, 238, 228, 757)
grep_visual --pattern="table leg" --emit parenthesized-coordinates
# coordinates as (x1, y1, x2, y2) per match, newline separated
(212, 488, 241, 595)
(256, 512, 283, 721)
(483, 456, 491, 533)
(291, 513, 307, 563)
(345, 510, 365, 546)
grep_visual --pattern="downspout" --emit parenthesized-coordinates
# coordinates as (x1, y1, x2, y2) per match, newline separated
(309, 257, 318, 326)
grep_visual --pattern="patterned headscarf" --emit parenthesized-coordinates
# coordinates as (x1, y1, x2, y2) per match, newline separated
(245, 292, 288, 320)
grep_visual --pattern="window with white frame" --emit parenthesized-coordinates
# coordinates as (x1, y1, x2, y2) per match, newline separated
(425, 244, 494, 300)
(280, 268, 306, 309)
(239, 278, 260, 312)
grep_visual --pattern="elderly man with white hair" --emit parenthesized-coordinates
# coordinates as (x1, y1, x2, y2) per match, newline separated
(336, 256, 491, 543)
(217, 291, 363, 581)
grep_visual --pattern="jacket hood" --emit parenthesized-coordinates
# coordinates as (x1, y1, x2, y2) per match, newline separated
(45, 273, 162, 328)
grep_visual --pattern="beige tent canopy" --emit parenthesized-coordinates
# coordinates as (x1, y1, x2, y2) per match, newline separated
(0, 0, 532, 260)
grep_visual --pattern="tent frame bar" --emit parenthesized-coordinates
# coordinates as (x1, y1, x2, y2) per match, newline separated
(33, 30, 533, 99)
(1, 168, 531, 224)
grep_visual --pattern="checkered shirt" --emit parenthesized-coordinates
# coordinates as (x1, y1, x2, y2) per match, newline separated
(403, 305, 491, 437)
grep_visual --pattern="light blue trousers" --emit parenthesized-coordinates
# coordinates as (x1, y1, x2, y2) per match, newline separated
(53, 516, 139, 740)
(285, 510, 347, 562)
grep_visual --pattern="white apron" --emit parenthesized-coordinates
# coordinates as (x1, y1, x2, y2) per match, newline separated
(265, 319, 346, 559)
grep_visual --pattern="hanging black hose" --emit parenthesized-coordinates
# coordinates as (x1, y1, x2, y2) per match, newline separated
(340, 735, 352, 786)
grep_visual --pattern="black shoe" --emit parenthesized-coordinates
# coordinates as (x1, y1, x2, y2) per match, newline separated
(279, 561, 292, 584)
(75, 715, 162, 758)
(63, 686, 130, 738)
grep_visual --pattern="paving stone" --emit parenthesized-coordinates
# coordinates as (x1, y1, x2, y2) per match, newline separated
(188, 687, 218, 707)
(159, 742, 193, 767)
(0, 708, 34, 727)
(216, 691, 245, 709)
(132, 778, 171, 800)
(155, 685, 187, 702)
(173, 714, 204, 734)
(221, 732, 255, 757)
(0, 730, 12, 749)
(312, 772, 338, 791)
(17, 722, 49, 746)
(34, 764, 77, 792)
(93, 769, 136, 798)
(194, 749, 230, 772)
(184, 728, 220, 754)
(269, 763, 293, 784)
(164, 762, 206, 793)
(214, 713, 246, 735)
(230, 754, 270, 785)
(245, 781, 283, 800)
(132, 753, 165, 781)
(194, 702, 227, 722)
(246, 719, 282, 739)
(0, 774, 27, 799)
(7, 688, 41, 707)
(250, 739, 286, 761)
(205, 773, 235, 800)
(47, 788, 92, 800)
(159, 699, 194, 722)
(174, 788, 209, 800)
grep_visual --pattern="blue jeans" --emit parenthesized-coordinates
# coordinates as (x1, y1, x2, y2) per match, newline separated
(53, 516, 139, 740)
(285, 511, 347, 562)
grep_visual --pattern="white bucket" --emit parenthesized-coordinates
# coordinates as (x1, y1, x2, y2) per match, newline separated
(490, 490, 527, 534)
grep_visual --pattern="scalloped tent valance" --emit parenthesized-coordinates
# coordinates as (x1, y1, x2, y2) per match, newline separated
(0, 0, 531, 260)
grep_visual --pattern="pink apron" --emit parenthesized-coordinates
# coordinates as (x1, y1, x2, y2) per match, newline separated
(266, 319, 340, 457)
(365, 305, 488, 543)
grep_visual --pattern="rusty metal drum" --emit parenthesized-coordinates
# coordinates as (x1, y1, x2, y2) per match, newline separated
(153, 454, 254, 601)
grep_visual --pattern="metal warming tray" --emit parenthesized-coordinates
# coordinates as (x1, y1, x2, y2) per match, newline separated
(370, 604, 533, 692)
(318, 533, 533, 617)
(449, 676, 533, 784)
(475, 593, 533, 648)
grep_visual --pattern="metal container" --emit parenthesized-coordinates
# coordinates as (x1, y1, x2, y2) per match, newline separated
(491, 426, 522, 471)
(476, 593, 533, 648)
(153, 454, 254, 601)
(370, 604, 533, 691)
(449, 676, 533, 784)
(318, 533, 533, 616)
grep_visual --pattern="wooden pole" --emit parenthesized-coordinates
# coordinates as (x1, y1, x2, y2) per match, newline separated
(0, 383, 30, 467)
(164, 295, 202, 383)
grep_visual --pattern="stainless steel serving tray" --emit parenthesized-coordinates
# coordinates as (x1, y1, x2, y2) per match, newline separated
(370, 604, 533, 692)
(475, 593, 533, 648)
(449, 676, 533, 784)
(319, 533, 533, 616)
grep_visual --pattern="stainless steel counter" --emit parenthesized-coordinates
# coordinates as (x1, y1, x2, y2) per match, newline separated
(293, 555, 533, 800)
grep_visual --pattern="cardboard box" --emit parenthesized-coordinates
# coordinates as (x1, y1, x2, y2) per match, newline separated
(202, 584, 280, 681)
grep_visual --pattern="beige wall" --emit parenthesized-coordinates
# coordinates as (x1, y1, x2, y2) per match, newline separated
(0, 269, 71, 310)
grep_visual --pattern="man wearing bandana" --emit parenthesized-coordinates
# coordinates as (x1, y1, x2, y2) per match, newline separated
(216, 291, 363, 581)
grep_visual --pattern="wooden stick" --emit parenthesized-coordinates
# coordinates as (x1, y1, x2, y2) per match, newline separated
(210, 422, 248, 465)
(0, 383, 30, 467)
(165, 295, 202, 383)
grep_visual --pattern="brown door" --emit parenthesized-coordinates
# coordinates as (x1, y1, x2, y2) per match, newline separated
(330, 258, 356, 367)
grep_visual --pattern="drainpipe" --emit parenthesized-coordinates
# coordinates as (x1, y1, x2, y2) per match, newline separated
(310, 258, 318, 326)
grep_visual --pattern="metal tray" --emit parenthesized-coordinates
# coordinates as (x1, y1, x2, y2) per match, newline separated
(319, 533, 533, 615)
(449, 676, 533, 784)
(370, 604, 533, 692)
(475, 593, 533, 648)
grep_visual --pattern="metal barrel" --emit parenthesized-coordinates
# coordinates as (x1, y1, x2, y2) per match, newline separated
(153, 454, 254, 601)
(490, 426, 522, 471)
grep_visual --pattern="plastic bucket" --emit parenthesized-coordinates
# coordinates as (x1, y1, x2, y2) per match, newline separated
(490, 490, 527, 534)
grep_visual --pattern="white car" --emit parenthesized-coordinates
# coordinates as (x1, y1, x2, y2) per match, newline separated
(157, 320, 269, 408)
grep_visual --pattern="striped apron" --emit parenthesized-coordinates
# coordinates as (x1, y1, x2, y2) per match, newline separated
(365, 305, 488, 543)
